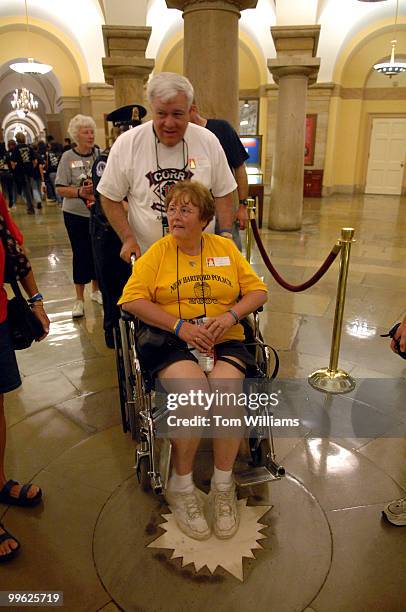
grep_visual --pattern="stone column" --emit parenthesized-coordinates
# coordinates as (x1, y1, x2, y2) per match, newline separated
(268, 26, 321, 230)
(46, 113, 63, 143)
(102, 26, 154, 108)
(80, 83, 116, 148)
(59, 97, 81, 139)
(166, 0, 257, 130)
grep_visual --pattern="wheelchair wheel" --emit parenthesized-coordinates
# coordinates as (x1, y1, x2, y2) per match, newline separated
(114, 327, 129, 433)
(119, 320, 138, 439)
(137, 455, 151, 493)
(249, 436, 270, 467)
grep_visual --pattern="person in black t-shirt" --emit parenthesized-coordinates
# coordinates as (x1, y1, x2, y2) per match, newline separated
(63, 137, 72, 152)
(190, 104, 249, 250)
(10, 133, 35, 214)
(0, 143, 15, 209)
(31, 143, 46, 210)
(46, 142, 63, 204)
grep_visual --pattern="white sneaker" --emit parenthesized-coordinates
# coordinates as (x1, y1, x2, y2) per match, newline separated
(165, 487, 211, 540)
(91, 290, 103, 305)
(383, 496, 406, 526)
(209, 482, 239, 539)
(72, 300, 84, 318)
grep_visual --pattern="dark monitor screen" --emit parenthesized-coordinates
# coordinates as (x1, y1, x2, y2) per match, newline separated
(240, 135, 262, 166)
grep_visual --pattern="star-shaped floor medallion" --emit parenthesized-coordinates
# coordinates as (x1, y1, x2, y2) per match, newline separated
(148, 496, 272, 581)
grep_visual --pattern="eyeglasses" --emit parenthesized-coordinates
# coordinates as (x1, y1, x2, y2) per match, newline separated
(166, 204, 197, 217)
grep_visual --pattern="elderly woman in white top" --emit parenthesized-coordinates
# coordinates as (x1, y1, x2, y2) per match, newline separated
(56, 115, 102, 318)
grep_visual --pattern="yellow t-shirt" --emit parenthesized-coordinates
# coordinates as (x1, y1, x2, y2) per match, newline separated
(118, 233, 268, 342)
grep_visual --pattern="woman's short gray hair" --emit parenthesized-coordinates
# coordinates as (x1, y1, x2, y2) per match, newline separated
(67, 114, 96, 143)
(147, 72, 194, 108)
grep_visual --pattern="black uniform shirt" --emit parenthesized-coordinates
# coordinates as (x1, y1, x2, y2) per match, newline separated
(205, 119, 249, 170)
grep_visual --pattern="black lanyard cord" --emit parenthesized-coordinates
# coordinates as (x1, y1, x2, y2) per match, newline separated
(154, 136, 189, 237)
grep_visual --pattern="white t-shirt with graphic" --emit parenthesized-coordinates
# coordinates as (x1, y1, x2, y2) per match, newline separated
(97, 120, 237, 253)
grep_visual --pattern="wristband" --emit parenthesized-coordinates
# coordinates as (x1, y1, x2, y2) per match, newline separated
(173, 318, 181, 332)
(239, 199, 249, 206)
(218, 228, 233, 235)
(28, 292, 43, 304)
(174, 319, 185, 336)
(228, 309, 239, 324)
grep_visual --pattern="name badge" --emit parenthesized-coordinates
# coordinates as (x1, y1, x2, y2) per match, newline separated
(206, 256, 230, 267)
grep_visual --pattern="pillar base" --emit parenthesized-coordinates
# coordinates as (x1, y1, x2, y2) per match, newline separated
(308, 368, 356, 395)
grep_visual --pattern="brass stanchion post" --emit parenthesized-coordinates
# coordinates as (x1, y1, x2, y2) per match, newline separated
(308, 227, 356, 394)
(245, 197, 256, 263)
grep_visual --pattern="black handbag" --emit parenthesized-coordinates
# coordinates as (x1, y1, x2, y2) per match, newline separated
(0, 212, 43, 349)
(0, 217, 31, 283)
(136, 324, 176, 360)
(7, 280, 45, 350)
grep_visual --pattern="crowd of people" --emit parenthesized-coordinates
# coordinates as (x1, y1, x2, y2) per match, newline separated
(0, 71, 404, 563)
(0, 133, 66, 214)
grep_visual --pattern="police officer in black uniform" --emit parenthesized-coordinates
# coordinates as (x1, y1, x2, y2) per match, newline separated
(90, 104, 147, 348)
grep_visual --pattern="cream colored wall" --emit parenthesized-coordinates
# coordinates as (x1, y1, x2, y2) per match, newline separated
(0, 18, 89, 92)
(160, 39, 262, 90)
(324, 26, 406, 194)
(161, 40, 183, 74)
(0, 30, 80, 96)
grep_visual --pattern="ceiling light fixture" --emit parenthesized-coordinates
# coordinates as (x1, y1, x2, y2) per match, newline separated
(11, 87, 39, 116)
(9, 0, 52, 75)
(373, 0, 406, 76)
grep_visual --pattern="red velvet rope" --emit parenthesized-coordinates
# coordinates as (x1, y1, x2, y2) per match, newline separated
(250, 218, 341, 292)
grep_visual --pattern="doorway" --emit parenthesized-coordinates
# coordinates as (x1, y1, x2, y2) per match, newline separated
(365, 117, 406, 195)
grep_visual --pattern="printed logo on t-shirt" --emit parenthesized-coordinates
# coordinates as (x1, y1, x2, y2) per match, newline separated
(145, 167, 194, 214)
(19, 147, 31, 164)
(95, 160, 106, 177)
(189, 281, 217, 305)
(169, 273, 234, 305)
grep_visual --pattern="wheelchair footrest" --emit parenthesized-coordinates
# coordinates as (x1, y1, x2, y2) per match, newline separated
(234, 465, 283, 487)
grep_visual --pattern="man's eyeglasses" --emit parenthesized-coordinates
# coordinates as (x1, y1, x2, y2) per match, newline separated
(166, 205, 197, 217)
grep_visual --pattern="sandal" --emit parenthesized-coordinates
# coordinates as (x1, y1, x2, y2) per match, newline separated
(0, 523, 21, 563)
(0, 480, 42, 508)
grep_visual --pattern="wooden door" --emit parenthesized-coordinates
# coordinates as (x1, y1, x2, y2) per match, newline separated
(365, 118, 406, 195)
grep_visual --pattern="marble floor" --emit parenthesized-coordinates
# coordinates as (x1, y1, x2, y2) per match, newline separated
(1, 194, 405, 612)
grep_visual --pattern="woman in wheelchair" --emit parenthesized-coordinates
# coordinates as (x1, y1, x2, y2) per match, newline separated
(119, 180, 267, 541)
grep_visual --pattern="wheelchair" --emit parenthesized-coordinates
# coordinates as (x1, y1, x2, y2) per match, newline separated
(114, 309, 285, 495)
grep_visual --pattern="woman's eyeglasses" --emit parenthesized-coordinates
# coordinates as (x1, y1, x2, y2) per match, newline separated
(166, 204, 197, 217)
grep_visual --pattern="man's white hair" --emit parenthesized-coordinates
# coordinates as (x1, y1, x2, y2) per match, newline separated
(67, 114, 96, 143)
(147, 72, 194, 108)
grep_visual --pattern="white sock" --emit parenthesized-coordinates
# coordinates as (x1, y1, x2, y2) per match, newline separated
(168, 469, 194, 493)
(212, 466, 233, 491)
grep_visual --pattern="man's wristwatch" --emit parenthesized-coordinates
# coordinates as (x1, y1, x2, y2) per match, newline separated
(239, 199, 249, 206)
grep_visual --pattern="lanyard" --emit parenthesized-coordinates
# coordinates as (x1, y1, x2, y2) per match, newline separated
(176, 238, 207, 320)
(154, 135, 189, 237)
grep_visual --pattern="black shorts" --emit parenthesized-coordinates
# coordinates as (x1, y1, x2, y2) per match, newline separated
(0, 319, 21, 394)
(137, 331, 256, 379)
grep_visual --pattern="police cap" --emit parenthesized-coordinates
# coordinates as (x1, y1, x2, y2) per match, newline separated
(106, 104, 147, 128)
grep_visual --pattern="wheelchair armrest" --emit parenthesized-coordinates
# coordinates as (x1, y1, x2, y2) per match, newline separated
(120, 307, 136, 322)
